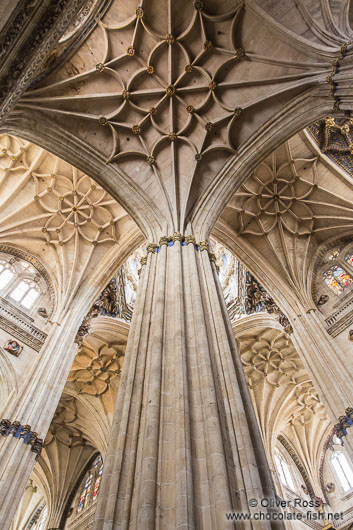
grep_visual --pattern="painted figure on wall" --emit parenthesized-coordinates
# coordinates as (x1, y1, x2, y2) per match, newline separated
(4, 340, 23, 357)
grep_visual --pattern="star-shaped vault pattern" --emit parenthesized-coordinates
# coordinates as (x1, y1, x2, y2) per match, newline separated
(20, 0, 338, 230)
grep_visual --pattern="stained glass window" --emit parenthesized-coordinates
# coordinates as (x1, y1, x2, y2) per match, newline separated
(345, 252, 353, 267)
(332, 266, 353, 287)
(77, 455, 103, 513)
(323, 266, 353, 295)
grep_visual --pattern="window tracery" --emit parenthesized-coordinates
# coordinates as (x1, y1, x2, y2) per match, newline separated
(323, 266, 353, 295)
(0, 253, 48, 313)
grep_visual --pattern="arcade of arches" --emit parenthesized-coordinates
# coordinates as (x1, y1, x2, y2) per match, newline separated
(1, 1, 353, 529)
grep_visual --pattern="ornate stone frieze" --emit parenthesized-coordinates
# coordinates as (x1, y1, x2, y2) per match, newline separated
(309, 117, 353, 176)
(76, 268, 133, 343)
(277, 435, 315, 499)
(245, 273, 293, 334)
(140, 233, 219, 271)
(332, 407, 353, 443)
(0, 0, 88, 120)
(0, 297, 47, 352)
(0, 419, 43, 455)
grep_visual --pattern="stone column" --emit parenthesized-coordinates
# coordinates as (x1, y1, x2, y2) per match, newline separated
(93, 237, 283, 530)
(0, 310, 80, 528)
(291, 309, 352, 420)
(291, 309, 353, 459)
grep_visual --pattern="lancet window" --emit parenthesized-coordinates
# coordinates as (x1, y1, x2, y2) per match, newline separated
(77, 455, 103, 513)
(274, 450, 296, 492)
(331, 451, 353, 493)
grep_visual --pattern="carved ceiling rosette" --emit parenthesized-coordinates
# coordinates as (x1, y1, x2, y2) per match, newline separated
(221, 139, 353, 294)
(0, 133, 137, 312)
(241, 332, 303, 388)
(68, 340, 124, 396)
(290, 383, 328, 425)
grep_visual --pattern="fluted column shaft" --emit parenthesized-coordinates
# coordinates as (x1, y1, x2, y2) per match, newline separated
(0, 310, 80, 528)
(94, 241, 283, 530)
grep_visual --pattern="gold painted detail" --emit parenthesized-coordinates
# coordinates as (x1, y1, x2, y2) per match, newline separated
(326, 42, 350, 110)
(139, 234, 217, 268)
(0, 419, 44, 455)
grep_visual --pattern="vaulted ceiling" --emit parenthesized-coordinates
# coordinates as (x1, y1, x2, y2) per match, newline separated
(5, 0, 353, 235)
(0, 133, 141, 317)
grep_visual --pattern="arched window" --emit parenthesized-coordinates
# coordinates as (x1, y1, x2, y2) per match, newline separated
(274, 451, 296, 491)
(9, 279, 41, 309)
(331, 451, 353, 493)
(323, 266, 353, 295)
(0, 260, 14, 289)
(0, 253, 49, 315)
(77, 455, 103, 514)
(26, 503, 47, 530)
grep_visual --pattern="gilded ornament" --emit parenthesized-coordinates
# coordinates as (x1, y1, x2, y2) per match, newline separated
(96, 62, 105, 72)
(185, 235, 196, 245)
(146, 65, 154, 74)
(340, 42, 349, 58)
(159, 236, 170, 246)
(166, 34, 175, 45)
(205, 122, 213, 131)
(186, 104, 194, 114)
(127, 46, 135, 56)
(132, 125, 141, 135)
(169, 132, 177, 141)
(135, 6, 144, 18)
(172, 231, 183, 242)
(146, 155, 155, 165)
(195, 153, 202, 161)
(234, 48, 245, 59)
(147, 243, 158, 253)
(194, 0, 203, 10)
(99, 116, 108, 125)
(209, 80, 216, 91)
(166, 84, 176, 96)
(199, 240, 209, 251)
(92, 240, 98, 246)
(203, 40, 213, 51)
(325, 117, 335, 129)
(122, 89, 130, 100)
(140, 255, 147, 266)
(185, 64, 193, 73)
(234, 107, 242, 117)
(149, 107, 157, 115)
